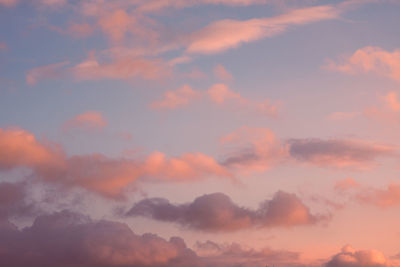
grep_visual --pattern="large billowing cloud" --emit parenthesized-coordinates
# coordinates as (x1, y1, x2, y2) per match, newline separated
(0, 210, 203, 267)
(127, 191, 323, 231)
(0, 128, 230, 198)
(326, 46, 400, 82)
(325, 245, 391, 267)
(288, 138, 395, 170)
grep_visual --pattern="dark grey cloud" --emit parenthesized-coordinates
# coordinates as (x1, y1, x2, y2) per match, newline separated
(288, 138, 394, 169)
(127, 191, 323, 232)
(0, 210, 203, 267)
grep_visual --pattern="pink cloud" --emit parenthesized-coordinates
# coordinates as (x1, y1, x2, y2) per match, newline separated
(384, 91, 400, 112)
(72, 53, 169, 81)
(26, 61, 69, 85)
(64, 111, 107, 131)
(326, 46, 400, 81)
(213, 64, 233, 81)
(150, 85, 201, 110)
(220, 126, 287, 172)
(186, 5, 339, 54)
(98, 9, 132, 42)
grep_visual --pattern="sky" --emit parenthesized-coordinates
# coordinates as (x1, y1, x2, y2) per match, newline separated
(1, 0, 400, 266)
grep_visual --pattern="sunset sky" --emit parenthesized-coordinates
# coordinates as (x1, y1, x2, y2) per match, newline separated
(1, 0, 400, 266)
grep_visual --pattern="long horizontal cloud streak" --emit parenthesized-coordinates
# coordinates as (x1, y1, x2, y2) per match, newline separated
(127, 191, 323, 231)
(0, 128, 231, 198)
(186, 5, 339, 54)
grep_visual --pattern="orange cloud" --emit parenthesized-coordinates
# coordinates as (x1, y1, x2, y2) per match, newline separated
(150, 85, 201, 110)
(326, 46, 400, 81)
(326, 245, 391, 267)
(64, 111, 107, 131)
(0, 128, 63, 171)
(357, 183, 400, 208)
(384, 91, 400, 111)
(186, 5, 339, 54)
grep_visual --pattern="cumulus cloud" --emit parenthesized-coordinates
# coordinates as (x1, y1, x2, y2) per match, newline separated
(127, 191, 323, 231)
(288, 138, 395, 170)
(63, 111, 107, 131)
(0, 210, 203, 267)
(326, 46, 400, 82)
(325, 245, 392, 267)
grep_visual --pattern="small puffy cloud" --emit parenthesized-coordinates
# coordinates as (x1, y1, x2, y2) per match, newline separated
(326, 46, 400, 82)
(325, 245, 391, 267)
(220, 126, 287, 172)
(127, 191, 323, 232)
(213, 64, 233, 81)
(64, 111, 107, 131)
(98, 9, 132, 42)
(150, 85, 201, 110)
(288, 138, 395, 170)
